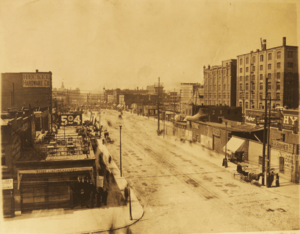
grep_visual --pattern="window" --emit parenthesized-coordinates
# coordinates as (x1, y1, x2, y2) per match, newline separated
(260, 65, 263, 70)
(223, 93, 226, 98)
(245, 102, 248, 108)
(246, 57, 249, 64)
(212, 110, 215, 115)
(246, 67, 249, 72)
(268, 64, 271, 69)
(240, 68, 242, 73)
(223, 84, 226, 90)
(240, 58, 243, 65)
(252, 56, 256, 63)
(252, 66, 255, 72)
(259, 93, 263, 100)
(260, 83, 263, 90)
(268, 73, 271, 79)
(260, 74, 263, 80)
(277, 62, 281, 69)
(277, 51, 281, 59)
(260, 55, 264, 62)
(288, 51, 293, 58)
(277, 73, 280, 79)
(240, 84, 242, 90)
(246, 83, 249, 90)
(259, 156, 263, 165)
(246, 92, 248, 99)
(1, 149, 5, 166)
(251, 83, 255, 90)
(239, 102, 242, 107)
(268, 82, 271, 90)
(276, 82, 280, 90)
(267, 92, 271, 99)
(268, 53, 272, 60)
(276, 93, 280, 100)
(240, 76, 242, 81)
(288, 63, 293, 68)
(259, 103, 262, 109)
(251, 75, 255, 81)
(279, 157, 284, 172)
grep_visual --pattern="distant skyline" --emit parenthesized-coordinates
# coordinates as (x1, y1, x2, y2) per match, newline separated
(0, 0, 299, 92)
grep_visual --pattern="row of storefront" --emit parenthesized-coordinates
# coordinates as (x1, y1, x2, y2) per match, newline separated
(166, 115, 299, 183)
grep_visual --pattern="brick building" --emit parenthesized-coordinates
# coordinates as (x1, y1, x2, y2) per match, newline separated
(1, 70, 52, 112)
(236, 37, 299, 112)
(203, 59, 237, 107)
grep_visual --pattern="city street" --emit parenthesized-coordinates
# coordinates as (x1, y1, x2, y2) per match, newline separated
(102, 110, 299, 233)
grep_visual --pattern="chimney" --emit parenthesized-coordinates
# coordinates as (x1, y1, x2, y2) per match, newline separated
(283, 37, 286, 46)
(263, 39, 267, 50)
(36, 69, 39, 73)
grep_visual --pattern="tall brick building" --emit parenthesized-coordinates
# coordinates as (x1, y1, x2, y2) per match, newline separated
(1, 70, 52, 111)
(203, 59, 237, 107)
(236, 37, 299, 112)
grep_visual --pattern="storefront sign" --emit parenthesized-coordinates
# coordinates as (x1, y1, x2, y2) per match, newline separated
(212, 128, 221, 137)
(19, 167, 93, 174)
(59, 114, 82, 126)
(2, 179, 13, 190)
(285, 154, 294, 170)
(245, 109, 298, 129)
(23, 73, 51, 87)
(271, 139, 294, 154)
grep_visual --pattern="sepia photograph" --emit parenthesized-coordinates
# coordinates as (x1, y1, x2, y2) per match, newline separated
(0, 0, 299, 233)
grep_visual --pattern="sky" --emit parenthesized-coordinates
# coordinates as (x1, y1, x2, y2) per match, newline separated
(0, 0, 298, 92)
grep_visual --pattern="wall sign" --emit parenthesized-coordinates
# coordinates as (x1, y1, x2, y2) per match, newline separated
(212, 128, 221, 137)
(271, 139, 294, 154)
(23, 73, 51, 87)
(59, 114, 82, 126)
(2, 179, 13, 190)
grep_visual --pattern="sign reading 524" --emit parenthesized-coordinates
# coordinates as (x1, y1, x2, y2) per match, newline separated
(60, 114, 82, 126)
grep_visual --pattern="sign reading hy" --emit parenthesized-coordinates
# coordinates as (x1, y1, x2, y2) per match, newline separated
(23, 73, 51, 87)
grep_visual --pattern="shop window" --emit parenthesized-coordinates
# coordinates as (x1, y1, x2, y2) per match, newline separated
(281, 133, 285, 142)
(279, 157, 284, 172)
(259, 156, 263, 165)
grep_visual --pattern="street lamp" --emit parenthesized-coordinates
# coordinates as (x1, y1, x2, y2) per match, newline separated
(119, 125, 122, 177)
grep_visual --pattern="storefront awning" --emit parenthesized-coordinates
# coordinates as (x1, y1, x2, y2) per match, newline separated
(223, 137, 245, 154)
(17, 167, 94, 189)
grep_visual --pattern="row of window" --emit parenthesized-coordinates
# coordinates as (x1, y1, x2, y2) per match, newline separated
(239, 51, 293, 65)
(239, 82, 280, 90)
(239, 62, 293, 73)
(239, 92, 281, 100)
(239, 73, 281, 82)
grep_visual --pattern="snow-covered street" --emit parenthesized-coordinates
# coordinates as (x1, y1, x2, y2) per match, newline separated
(100, 109, 299, 233)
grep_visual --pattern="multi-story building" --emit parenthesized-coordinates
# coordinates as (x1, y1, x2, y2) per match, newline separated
(180, 83, 202, 116)
(203, 59, 237, 107)
(236, 37, 299, 112)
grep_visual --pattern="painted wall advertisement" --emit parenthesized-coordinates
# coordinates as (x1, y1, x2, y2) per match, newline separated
(23, 73, 51, 87)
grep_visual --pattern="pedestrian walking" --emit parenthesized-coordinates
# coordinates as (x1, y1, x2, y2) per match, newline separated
(89, 182, 96, 208)
(124, 183, 130, 205)
(276, 173, 280, 187)
(270, 171, 275, 187)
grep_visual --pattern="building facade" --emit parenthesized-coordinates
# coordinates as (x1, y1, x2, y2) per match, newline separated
(236, 37, 299, 112)
(203, 59, 237, 107)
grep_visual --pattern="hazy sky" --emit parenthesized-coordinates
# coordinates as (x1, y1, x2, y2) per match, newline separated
(0, 0, 298, 92)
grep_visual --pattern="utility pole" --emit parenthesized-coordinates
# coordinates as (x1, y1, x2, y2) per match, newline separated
(261, 78, 280, 187)
(157, 77, 160, 135)
(120, 126, 122, 177)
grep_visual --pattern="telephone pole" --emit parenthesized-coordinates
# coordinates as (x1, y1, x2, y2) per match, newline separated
(261, 78, 280, 187)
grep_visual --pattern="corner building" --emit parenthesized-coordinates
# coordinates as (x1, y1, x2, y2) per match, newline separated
(236, 37, 299, 111)
(203, 59, 237, 107)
